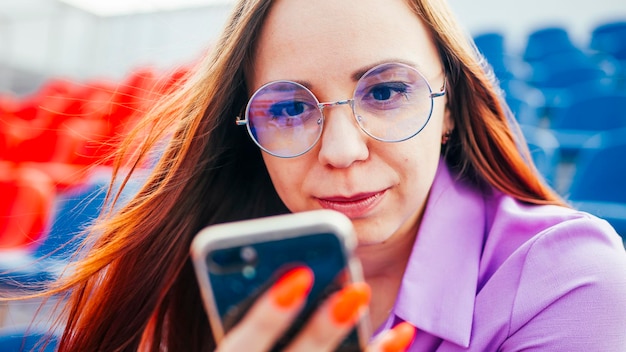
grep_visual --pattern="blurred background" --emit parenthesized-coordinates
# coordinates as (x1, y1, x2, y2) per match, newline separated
(1, 0, 625, 349)
(1, 0, 624, 93)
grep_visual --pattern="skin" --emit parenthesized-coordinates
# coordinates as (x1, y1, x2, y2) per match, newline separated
(251, 0, 450, 251)
(222, 0, 454, 349)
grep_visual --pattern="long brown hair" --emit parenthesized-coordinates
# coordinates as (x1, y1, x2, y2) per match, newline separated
(407, 0, 564, 204)
(36, 0, 563, 350)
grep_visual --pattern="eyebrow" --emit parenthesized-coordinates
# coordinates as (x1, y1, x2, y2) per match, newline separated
(290, 58, 423, 90)
(350, 58, 422, 81)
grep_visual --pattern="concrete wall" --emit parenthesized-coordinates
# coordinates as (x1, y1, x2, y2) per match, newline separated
(449, 0, 626, 54)
(1, 0, 625, 94)
(0, 2, 233, 93)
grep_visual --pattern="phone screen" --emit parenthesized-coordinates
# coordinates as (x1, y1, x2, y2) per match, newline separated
(205, 232, 361, 351)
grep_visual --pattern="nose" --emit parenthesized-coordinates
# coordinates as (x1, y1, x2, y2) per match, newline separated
(317, 103, 369, 168)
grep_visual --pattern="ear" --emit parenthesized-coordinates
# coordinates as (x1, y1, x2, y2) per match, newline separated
(442, 104, 454, 134)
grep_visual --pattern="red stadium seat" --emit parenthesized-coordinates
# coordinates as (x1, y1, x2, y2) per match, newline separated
(0, 163, 56, 249)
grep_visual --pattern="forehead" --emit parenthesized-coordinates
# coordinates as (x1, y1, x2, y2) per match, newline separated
(250, 0, 442, 91)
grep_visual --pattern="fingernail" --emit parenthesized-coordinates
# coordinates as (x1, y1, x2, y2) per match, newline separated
(330, 282, 371, 325)
(269, 267, 314, 309)
(381, 322, 416, 352)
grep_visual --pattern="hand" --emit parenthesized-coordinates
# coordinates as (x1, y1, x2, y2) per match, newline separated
(215, 267, 416, 352)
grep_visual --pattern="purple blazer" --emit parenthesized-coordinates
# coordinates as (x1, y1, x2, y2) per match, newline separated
(374, 160, 626, 351)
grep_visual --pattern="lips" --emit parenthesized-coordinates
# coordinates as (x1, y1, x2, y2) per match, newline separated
(317, 190, 386, 218)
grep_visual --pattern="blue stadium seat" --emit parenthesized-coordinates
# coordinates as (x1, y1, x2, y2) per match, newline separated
(547, 78, 616, 117)
(519, 124, 560, 186)
(529, 59, 607, 90)
(474, 32, 505, 60)
(502, 79, 546, 125)
(589, 20, 626, 93)
(524, 48, 615, 121)
(0, 326, 58, 352)
(474, 31, 515, 82)
(0, 175, 109, 290)
(523, 26, 580, 62)
(548, 92, 626, 156)
(590, 20, 626, 61)
(567, 128, 626, 238)
(0, 168, 146, 291)
(1, 167, 149, 289)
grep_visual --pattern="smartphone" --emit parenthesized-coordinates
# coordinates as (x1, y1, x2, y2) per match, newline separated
(190, 209, 370, 351)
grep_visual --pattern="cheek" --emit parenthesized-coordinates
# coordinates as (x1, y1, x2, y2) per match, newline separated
(262, 156, 307, 210)
(393, 119, 443, 193)
(394, 143, 440, 211)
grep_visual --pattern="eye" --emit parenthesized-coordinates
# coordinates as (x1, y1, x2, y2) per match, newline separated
(359, 82, 412, 112)
(371, 86, 395, 101)
(265, 100, 317, 128)
(269, 101, 309, 117)
(363, 82, 409, 102)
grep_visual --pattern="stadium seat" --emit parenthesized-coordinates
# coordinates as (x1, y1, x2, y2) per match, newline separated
(474, 31, 515, 82)
(567, 128, 626, 238)
(528, 57, 607, 90)
(0, 171, 109, 290)
(523, 26, 580, 62)
(519, 124, 560, 186)
(549, 92, 626, 155)
(0, 326, 58, 352)
(546, 78, 617, 122)
(590, 20, 626, 61)
(525, 50, 614, 116)
(502, 79, 546, 125)
(0, 168, 145, 290)
(0, 164, 56, 249)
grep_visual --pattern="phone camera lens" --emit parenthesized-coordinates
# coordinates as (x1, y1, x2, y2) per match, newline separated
(240, 246, 257, 263)
(242, 265, 256, 279)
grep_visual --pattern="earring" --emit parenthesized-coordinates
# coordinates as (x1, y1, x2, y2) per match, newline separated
(441, 130, 452, 145)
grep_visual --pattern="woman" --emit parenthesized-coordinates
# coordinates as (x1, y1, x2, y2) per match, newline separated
(35, 0, 626, 350)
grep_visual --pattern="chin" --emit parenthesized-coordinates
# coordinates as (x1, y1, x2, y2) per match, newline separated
(348, 217, 386, 242)
(354, 230, 393, 247)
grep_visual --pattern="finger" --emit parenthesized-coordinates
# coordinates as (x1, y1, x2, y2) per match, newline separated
(285, 282, 371, 352)
(367, 322, 416, 352)
(216, 266, 314, 352)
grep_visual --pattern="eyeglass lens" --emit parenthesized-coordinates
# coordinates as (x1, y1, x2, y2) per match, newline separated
(245, 62, 436, 158)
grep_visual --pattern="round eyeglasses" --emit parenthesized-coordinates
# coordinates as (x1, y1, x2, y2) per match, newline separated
(236, 62, 446, 158)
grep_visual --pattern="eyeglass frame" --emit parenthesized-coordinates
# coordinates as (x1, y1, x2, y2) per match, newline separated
(236, 62, 447, 158)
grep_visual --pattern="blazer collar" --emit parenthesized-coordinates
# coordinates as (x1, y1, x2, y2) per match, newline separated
(395, 159, 487, 348)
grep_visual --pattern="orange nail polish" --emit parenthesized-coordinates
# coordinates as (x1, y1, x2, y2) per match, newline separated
(381, 322, 416, 352)
(330, 282, 371, 325)
(269, 267, 314, 309)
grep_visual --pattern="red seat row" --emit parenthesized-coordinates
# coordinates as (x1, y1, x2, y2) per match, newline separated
(0, 65, 188, 250)
(0, 163, 55, 249)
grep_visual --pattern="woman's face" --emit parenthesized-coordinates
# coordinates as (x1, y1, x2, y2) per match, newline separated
(249, 0, 452, 246)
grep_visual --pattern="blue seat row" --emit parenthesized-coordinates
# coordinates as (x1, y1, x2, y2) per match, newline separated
(0, 173, 109, 291)
(475, 21, 626, 131)
(0, 326, 58, 352)
(0, 168, 144, 291)
(475, 22, 626, 238)
(519, 125, 626, 239)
